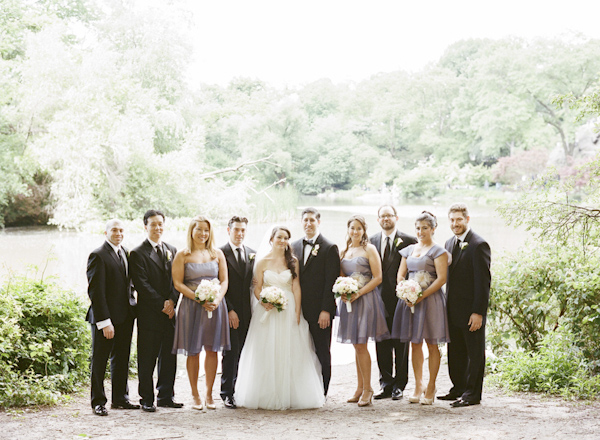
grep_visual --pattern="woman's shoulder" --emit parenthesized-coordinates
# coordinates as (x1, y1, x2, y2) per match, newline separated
(429, 243, 448, 259)
(399, 244, 415, 257)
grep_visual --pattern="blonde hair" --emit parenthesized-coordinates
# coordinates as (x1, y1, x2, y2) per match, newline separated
(185, 215, 217, 259)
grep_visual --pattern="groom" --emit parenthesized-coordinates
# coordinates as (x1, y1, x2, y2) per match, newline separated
(291, 207, 340, 395)
(439, 203, 491, 407)
(220, 216, 255, 409)
(370, 205, 416, 400)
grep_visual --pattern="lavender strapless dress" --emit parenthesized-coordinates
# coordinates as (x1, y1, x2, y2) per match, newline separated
(391, 244, 450, 344)
(172, 261, 230, 355)
(336, 257, 390, 344)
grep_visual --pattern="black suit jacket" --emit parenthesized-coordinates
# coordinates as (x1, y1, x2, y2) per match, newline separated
(445, 230, 491, 328)
(370, 231, 417, 316)
(129, 239, 180, 331)
(86, 241, 136, 325)
(220, 243, 256, 328)
(291, 234, 340, 323)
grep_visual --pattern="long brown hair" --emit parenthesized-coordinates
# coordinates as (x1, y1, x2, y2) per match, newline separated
(270, 226, 297, 279)
(185, 215, 217, 259)
(340, 215, 369, 259)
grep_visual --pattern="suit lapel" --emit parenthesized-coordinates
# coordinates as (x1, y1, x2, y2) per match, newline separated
(452, 230, 472, 268)
(224, 244, 244, 278)
(105, 241, 127, 278)
(244, 247, 254, 279)
(303, 235, 321, 269)
(383, 232, 401, 273)
(146, 240, 164, 271)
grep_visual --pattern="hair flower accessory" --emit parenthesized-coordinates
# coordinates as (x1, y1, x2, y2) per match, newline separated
(460, 242, 468, 250)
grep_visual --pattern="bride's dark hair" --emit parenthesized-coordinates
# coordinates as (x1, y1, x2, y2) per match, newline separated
(340, 215, 369, 259)
(269, 226, 298, 279)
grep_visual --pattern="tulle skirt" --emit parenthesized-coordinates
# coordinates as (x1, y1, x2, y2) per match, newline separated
(172, 296, 230, 355)
(234, 299, 325, 410)
(336, 287, 390, 344)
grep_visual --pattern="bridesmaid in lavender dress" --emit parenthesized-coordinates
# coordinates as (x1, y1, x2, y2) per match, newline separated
(392, 211, 450, 406)
(337, 215, 389, 407)
(172, 216, 230, 411)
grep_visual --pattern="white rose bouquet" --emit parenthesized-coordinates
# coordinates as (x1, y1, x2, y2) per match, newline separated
(396, 279, 422, 314)
(332, 276, 359, 313)
(195, 279, 221, 318)
(259, 286, 287, 323)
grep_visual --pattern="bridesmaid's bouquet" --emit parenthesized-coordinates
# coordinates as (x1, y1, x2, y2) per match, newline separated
(195, 279, 220, 318)
(396, 279, 422, 314)
(259, 286, 287, 323)
(332, 276, 360, 313)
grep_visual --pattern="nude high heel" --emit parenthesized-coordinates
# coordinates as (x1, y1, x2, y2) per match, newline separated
(192, 396, 203, 411)
(347, 389, 363, 403)
(408, 383, 425, 403)
(358, 389, 373, 407)
(420, 387, 436, 405)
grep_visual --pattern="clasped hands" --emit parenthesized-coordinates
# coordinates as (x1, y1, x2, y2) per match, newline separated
(162, 299, 175, 319)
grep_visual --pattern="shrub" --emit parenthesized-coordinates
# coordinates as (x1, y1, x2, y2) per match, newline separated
(488, 330, 600, 399)
(0, 274, 90, 408)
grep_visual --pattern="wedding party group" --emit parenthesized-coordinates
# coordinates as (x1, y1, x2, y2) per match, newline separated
(85, 203, 491, 416)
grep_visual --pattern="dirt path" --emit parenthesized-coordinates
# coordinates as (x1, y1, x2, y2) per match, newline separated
(1, 362, 598, 440)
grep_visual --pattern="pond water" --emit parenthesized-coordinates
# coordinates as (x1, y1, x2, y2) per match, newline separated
(0, 195, 524, 368)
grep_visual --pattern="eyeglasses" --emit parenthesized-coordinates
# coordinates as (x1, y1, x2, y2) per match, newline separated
(379, 215, 396, 219)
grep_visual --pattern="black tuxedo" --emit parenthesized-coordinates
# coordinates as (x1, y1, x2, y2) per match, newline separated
(444, 229, 491, 403)
(86, 241, 136, 408)
(291, 234, 340, 395)
(219, 243, 255, 400)
(370, 230, 417, 393)
(130, 239, 180, 406)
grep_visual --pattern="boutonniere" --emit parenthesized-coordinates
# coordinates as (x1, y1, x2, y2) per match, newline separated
(395, 237, 403, 247)
(311, 244, 320, 257)
(249, 253, 256, 261)
(166, 249, 172, 261)
(460, 242, 469, 250)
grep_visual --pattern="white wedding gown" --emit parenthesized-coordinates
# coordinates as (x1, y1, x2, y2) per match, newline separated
(234, 269, 325, 410)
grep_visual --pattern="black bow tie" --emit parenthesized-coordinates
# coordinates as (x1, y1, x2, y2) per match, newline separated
(303, 239, 314, 246)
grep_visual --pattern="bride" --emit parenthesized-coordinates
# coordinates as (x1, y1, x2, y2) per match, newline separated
(234, 226, 325, 410)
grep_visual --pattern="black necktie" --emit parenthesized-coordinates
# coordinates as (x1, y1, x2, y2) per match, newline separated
(118, 248, 127, 274)
(236, 247, 245, 272)
(452, 238, 461, 259)
(383, 236, 391, 265)
(156, 244, 164, 261)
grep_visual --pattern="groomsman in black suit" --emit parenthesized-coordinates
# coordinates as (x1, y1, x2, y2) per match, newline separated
(439, 203, 491, 407)
(129, 210, 182, 412)
(220, 216, 256, 409)
(370, 205, 417, 400)
(291, 207, 340, 396)
(86, 219, 138, 416)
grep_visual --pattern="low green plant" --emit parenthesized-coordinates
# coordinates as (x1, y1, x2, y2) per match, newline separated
(488, 330, 600, 399)
(0, 274, 90, 408)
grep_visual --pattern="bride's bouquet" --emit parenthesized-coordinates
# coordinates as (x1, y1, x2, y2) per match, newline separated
(259, 286, 287, 323)
(195, 279, 220, 318)
(332, 276, 359, 313)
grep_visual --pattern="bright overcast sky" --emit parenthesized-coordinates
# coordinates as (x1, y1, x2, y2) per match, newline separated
(183, 0, 600, 87)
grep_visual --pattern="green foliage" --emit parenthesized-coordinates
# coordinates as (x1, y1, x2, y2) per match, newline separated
(0, 274, 90, 408)
(488, 330, 600, 399)
(395, 163, 445, 199)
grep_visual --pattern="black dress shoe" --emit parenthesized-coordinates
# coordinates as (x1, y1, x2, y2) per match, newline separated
(93, 405, 108, 416)
(437, 392, 461, 401)
(141, 404, 156, 412)
(157, 400, 184, 408)
(111, 401, 140, 409)
(451, 399, 480, 407)
(391, 388, 403, 400)
(223, 395, 237, 409)
(374, 389, 393, 400)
